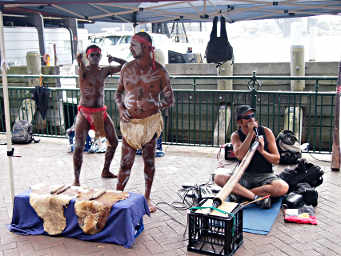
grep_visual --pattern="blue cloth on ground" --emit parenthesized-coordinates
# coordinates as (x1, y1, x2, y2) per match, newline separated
(9, 191, 149, 248)
(242, 197, 282, 235)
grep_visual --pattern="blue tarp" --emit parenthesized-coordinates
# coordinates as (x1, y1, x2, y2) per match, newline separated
(2, 1, 340, 24)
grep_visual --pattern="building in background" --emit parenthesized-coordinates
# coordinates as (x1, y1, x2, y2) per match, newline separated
(3, 27, 88, 66)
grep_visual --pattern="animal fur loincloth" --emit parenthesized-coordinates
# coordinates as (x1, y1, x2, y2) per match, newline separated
(120, 112, 163, 150)
(29, 192, 71, 235)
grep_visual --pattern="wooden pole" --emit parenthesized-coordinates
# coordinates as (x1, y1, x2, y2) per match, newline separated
(331, 61, 341, 171)
(213, 140, 259, 208)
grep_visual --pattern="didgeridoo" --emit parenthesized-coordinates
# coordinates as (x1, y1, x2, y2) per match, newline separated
(212, 140, 259, 208)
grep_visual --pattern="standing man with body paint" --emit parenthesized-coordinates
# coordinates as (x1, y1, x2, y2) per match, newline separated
(73, 45, 126, 186)
(115, 32, 174, 212)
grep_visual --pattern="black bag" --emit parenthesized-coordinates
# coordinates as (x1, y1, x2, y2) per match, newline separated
(205, 16, 233, 64)
(12, 120, 39, 144)
(282, 192, 304, 209)
(32, 86, 49, 119)
(279, 159, 324, 191)
(276, 130, 302, 164)
(295, 182, 318, 207)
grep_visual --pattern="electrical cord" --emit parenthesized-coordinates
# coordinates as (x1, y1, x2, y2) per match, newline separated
(155, 144, 238, 238)
(155, 202, 187, 227)
(308, 153, 331, 163)
(155, 177, 223, 239)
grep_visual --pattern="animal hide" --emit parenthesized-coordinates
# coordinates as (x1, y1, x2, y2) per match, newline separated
(29, 184, 129, 235)
(29, 193, 71, 235)
(74, 200, 111, 234)
(74, 190, 129, 234)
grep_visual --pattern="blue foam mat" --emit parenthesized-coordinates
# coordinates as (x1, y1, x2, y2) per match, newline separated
(242, 197, 282, 235)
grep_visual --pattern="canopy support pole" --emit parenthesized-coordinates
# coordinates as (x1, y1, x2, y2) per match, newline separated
(0, 9, 15, 209)
(332, 61, 341, 171)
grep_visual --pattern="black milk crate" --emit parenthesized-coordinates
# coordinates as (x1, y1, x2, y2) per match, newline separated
(187, 205, 243, 256)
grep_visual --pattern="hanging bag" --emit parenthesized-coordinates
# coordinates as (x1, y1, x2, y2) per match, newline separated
(205, 16, 233, 64)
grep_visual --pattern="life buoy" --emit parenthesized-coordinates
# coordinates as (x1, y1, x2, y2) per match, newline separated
(43, 54, 50, 66)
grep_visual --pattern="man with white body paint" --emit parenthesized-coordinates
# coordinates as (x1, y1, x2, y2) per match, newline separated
(115, 32, 174, 212)
(73, 45, 126, 186)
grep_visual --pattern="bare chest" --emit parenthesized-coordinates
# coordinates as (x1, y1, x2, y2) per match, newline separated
(80, 75, 105, 97)
(80, 69, 105, 86)
(123, 67, 161, 93)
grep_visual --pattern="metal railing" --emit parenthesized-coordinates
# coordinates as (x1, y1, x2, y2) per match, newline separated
(0, 73, 337, 153)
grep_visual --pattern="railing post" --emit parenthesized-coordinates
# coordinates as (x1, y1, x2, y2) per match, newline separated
(247, 71, 261, 109)
(251, 87, 257, 109)
(314, 80, 319, 93)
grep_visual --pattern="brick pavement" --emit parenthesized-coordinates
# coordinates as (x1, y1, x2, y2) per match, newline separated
(1, 135, 341, 256)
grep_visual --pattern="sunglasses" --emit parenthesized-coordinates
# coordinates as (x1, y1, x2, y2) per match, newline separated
(89, 53, 101, 57)
(239, 113, 255, 120)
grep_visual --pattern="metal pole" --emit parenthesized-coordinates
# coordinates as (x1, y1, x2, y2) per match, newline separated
(0, 9, 15, 208)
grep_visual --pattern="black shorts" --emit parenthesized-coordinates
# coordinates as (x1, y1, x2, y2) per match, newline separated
(239, 172, 280, 189)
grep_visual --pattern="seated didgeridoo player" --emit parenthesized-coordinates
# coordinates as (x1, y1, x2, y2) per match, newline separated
(73, 45, 126, 186)
(115, 32, 174, 213)
(214, 105, 289, 208)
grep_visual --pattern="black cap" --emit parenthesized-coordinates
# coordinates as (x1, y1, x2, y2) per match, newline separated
(236, 105, 256, 120)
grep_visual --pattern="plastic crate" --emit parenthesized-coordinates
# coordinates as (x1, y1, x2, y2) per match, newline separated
(187, 205, 243, 256)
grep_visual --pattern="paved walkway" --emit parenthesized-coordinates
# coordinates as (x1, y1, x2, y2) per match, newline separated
(1, 135, 341, 256)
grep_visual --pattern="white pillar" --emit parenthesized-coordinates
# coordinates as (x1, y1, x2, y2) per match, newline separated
(290, 45, 305, 91)
(217, 60, 233, 90)
(284, 106, 303, 143)
(214, 105, 231, 145)
(285, 45, 305, 142)
(214, 61, 233, 145)
(26, 51, 41, 87)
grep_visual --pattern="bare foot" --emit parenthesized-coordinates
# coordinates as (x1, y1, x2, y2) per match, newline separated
(147, 199, 157, 213)
(101, 170, 117, 179)
(73, 181, 80, 186)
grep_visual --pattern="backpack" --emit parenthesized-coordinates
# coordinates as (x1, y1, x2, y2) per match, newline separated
(279, 159, 324, 192)
(294, 182, 318, 207)
(12, 120, 39, 144)
(205, 16, 233, 64)
(276, 130, 302, 164)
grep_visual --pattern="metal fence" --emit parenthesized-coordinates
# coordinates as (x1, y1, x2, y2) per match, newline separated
(165, 89, 335, 152)
(0, 74, 337, 153)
